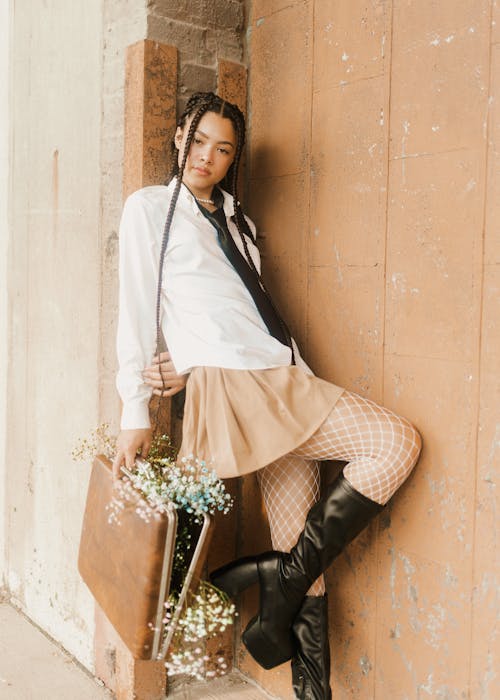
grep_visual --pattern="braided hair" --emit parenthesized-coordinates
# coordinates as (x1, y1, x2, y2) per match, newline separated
(157, 92, 250, 346)
(156, 92, 294, 363)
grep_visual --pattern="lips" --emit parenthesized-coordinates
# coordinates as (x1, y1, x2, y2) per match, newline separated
(194, 166, 210, 175)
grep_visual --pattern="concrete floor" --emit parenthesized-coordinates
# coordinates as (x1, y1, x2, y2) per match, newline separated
(0, 603, 112, 700)
(168, 673, 277, 699)
(0, 602, 274, 700)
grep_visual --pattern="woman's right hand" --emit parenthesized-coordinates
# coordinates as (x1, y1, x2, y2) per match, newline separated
(112, 428, 152, 480)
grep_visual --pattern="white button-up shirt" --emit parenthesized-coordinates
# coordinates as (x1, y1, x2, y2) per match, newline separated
(116, 181, 307, 429)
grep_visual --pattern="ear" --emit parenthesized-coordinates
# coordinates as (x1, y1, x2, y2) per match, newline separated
(174, 126, 183, 148)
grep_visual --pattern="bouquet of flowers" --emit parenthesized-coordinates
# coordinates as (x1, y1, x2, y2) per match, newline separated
(73, 426, 236, 681)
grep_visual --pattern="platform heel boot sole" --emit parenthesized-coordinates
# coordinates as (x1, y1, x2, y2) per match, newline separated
(242, 614, 295, 669)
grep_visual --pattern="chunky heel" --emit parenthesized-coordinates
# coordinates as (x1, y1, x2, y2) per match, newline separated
(210, 556, 259, 598)
(242, 616, 294, 669)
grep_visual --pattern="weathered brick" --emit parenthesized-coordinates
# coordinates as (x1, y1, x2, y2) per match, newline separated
(148, 0, 244, 30)
(180, 62, 217, 95)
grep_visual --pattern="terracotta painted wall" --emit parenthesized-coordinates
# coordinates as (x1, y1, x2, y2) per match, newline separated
(238, 1, 499, 698)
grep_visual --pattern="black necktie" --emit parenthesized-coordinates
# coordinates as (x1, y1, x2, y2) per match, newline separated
(198, 202, 293, 353)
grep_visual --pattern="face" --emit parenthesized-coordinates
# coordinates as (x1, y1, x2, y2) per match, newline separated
(175, 110, 237, 199)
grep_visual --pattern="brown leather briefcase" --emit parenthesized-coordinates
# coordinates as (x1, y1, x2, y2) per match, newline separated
(78, 455, 213, 660)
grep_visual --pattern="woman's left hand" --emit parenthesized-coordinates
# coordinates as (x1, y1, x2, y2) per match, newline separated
(142, 351, 188, 397)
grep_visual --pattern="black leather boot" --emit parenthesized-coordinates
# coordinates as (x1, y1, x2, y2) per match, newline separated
(210, 473, 383, 669)
(291, 595, 331, 700)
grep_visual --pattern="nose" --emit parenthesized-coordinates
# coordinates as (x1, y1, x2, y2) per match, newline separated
(200, 145, 213, 164)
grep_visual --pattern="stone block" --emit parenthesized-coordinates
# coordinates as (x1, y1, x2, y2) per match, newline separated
(485, 43, 500, 263)
(390, 0, 491, 156)
(385, 148, 485, 363)
(148, 0, 243, 29)
(217, 59, 247, 114)
(310, 76, 389, 269)
(247, 174, 309, 333)
(123, 39, 177, 198)
(251, 0, 303, 21)
(382, 354, 476, 567)
(306, 264, 384, 400)
(248, 0, 313, 179)
(376, 549, 471, 698)
(313, 0, 391, 90)
(180, 62, 217, 96)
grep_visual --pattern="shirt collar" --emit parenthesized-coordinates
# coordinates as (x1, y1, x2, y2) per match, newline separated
(167, 178, 236, 218)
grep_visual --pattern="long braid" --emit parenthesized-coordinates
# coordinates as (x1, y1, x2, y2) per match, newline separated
(154, 100, 212, 415)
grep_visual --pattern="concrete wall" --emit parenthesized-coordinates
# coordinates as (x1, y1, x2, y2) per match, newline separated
(239, 0, 499, 698)
(0, 0, 11, 585)
(2, 0, 105, 669)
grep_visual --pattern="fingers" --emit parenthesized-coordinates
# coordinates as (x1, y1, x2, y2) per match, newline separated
(112, 446, 136, 480)
(143, 361, 177, 383)
(152, 383, 186, 397)
(144, 375, 186, 390)
(113, 429, 153, 480)
(152, 351, 171, 364)
(143, 359, 188, 395)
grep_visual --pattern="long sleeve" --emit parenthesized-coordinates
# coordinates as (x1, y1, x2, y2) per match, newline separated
(116, 192, 159, 429)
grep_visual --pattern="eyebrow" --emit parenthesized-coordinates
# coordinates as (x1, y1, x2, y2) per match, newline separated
(195, 129, 235, 148)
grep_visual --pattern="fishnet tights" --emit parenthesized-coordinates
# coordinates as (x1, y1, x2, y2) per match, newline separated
(257, 390, 422, 596)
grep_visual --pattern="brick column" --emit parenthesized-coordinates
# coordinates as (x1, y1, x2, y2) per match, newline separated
(123, 39, 178, 198)
(95, 39, 177, 700)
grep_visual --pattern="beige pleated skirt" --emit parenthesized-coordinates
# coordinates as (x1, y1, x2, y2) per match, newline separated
(178, 365, 344, 478)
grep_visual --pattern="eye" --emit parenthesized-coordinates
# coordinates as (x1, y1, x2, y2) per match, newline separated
(218, 147, 230, 155)
(193, 137, 203, 145)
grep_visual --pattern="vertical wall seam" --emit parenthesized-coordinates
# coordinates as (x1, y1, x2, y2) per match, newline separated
(97, 0, 106, 436)
(374, 2, 395, 698)
(467, 0, 495, 691)
(3, 0, 15, 587)
(239, 0, 253, 664)
(306, 0, 315, 356)
(381, 4, 394, 415)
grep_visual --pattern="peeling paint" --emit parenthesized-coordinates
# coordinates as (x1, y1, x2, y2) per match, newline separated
(390, 623, 401, 639)
(391, 272, 407, 294)
(359, 655, 372, 676)
(479, 651, 497, 698)
(333, 245, 343, 285)
(444, 565, 459, 589)
(482, 423, 500, 473)
(418, 673, 434, 695)
(424, 603, 447, 650)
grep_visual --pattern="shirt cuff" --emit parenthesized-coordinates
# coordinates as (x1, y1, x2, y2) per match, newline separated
(120, 399, 152, 430)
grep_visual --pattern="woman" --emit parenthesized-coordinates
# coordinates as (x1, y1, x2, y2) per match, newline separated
(113, 92, 421, 699)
